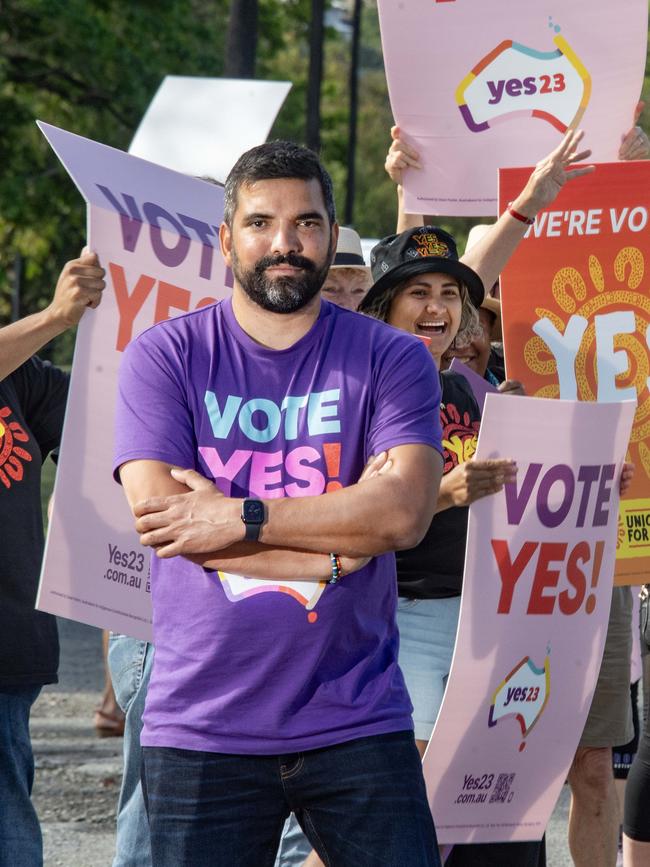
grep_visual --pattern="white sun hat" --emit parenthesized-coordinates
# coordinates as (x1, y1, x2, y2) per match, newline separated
(331, 227, 371, 276)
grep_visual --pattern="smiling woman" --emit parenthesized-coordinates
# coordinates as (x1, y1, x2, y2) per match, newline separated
(359, 226, 482, 364)
(386, 273, 477, 366)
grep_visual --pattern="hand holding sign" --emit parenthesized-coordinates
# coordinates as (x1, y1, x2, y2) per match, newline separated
(618, 101, 650, 161)
(437, 458, 518, 511)
(620, 462, 635, 498)
(50, 250, 106, 327)
(385, 125, 422, 187)
(498, 380, 526, 396)
(422, 396, 634, 843)
(378, 0, 647, 216)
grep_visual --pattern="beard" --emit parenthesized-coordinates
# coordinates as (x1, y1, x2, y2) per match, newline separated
(232, 248, 332, 314)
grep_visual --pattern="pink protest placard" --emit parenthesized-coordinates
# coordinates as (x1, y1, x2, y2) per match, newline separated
(377, 0, 647, 216)
(423, 394, 634, 843)
(36, 124, 231, 640)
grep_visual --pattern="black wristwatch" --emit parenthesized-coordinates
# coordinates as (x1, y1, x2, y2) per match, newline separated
(241, 498, 265, 542)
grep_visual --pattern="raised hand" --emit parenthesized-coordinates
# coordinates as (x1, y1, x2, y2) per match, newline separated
(618, 102, 650, 161)
(48, 249, 106, 328)
(512, 129, 594, 218)
(385, 125, 422, 186)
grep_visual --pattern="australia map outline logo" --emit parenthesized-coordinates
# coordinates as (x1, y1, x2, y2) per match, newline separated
(456, 25, 590, 134)
(488, 646, 551, 751)
(217, 571, 327, 623)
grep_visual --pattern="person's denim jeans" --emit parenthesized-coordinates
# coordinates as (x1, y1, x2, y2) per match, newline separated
(108, 635, 154, 867)
(0, 685, 43, 867)
(142, 730, 441, 867)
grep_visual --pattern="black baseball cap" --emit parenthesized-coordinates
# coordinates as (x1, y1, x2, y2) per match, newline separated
(359, 226, 484, 312)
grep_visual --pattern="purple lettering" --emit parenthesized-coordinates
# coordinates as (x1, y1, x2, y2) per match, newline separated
(594, 464, 615, 527)
(576, 466, 600, 528)
(505, 78, 522, 97)
(178, 213, 216, 280)
(96, 184, 143, 252)
(504, 463, 542, 525)
(143, 202, 191, 268)
(523, 76, 536, 95)
(486, 79, 505, 104)
(536, 464, 574, 528)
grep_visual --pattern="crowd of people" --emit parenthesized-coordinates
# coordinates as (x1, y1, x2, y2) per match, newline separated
(1, 116, 650, 867)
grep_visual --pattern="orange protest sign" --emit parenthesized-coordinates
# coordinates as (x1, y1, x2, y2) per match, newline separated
(499, 161, 650, 584)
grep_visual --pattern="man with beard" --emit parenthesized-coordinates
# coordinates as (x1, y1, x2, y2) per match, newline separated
(113, 141, 445, 867)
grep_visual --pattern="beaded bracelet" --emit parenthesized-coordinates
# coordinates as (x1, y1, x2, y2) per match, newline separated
(329, 552, 343, 584)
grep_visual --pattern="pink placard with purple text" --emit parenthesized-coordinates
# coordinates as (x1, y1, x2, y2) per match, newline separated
(378, 0, 647, 216)
(36, 123, 231, 640)
(423, 394, 634, 842)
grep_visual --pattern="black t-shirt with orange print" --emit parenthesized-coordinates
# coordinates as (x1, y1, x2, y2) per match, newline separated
(0, 357, 68, 686)
(396, 370, 480, 599)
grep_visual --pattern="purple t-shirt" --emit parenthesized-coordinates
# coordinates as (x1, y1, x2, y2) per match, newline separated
(114, 298, 442, 754)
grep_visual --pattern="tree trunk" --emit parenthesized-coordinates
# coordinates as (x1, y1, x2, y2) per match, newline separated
(345, 0, 362, 225)
(306, 0, 325, 152)
(225, 0, 258, 78)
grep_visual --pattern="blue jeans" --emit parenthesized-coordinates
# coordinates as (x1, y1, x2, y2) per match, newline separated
(0, 686, 43, 867)
(142, 731, 441, 867)
(108, 635, 154, 867)
(276, 597, 461, 866)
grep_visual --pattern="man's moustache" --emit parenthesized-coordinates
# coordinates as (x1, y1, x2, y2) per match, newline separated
(256, 254, 316, 273)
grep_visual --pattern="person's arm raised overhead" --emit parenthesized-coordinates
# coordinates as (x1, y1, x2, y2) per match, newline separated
(461, 129, 594, 292)
(385, 125, 425, 234)
(0, 250, 105, 380)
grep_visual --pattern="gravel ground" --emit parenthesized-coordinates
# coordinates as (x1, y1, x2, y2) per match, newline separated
(30, 618, 577, 866)
(31, 618, 120, 867)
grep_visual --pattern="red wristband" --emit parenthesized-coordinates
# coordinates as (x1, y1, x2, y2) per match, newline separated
(507, 203, 535, 225)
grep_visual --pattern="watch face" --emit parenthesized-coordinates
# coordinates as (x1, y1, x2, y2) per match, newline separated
(244, 500, 264, 523)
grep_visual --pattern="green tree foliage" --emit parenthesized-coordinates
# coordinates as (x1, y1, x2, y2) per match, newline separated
(2, 0, 648, 368)
(0, 0, 231, 359)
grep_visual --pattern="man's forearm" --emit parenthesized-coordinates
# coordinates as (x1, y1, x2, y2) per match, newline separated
(130, 446, 442, 561)
(258, 466, 438, 557)
(187, 544, 333, 581)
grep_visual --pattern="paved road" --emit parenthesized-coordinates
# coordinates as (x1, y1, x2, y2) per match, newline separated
(32, 618, 576, 866)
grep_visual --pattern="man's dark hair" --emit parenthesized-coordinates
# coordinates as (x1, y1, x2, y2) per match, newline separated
(223, 141, 336, 227)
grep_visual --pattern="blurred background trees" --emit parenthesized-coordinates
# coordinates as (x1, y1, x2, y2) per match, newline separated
(1, 0, 648, 364)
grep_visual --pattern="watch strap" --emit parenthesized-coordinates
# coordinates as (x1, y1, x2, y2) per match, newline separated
(244, 520, 262, 542)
